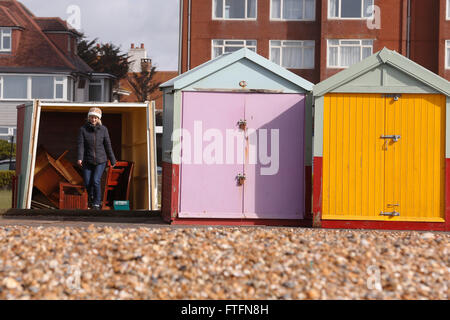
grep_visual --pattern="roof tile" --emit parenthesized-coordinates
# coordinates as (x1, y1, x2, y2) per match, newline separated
(0, 0, 91, 74)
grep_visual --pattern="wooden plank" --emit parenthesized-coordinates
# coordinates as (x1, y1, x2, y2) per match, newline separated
(193, 88, 284, 93)
(321, 219, 446, 231)
(148, 101, 158, 210)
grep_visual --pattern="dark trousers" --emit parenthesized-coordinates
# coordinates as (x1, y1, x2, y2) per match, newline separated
(82, 162, 107, 206)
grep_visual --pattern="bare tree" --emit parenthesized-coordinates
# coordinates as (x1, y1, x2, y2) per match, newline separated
(127, 60, 161, 102)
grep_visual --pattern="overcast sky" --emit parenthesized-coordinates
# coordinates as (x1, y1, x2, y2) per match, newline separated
(20, 0, 180, 71)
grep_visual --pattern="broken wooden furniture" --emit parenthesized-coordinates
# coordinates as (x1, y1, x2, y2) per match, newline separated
(55, 150, 84, 185)
(102, 161, 134, 210)
(33, 147, 85, 209)
(59, 182, 88, 209)
(33, 148, 69, 207)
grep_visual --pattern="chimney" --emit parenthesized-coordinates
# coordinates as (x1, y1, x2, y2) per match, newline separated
(128, 43, 148, 72)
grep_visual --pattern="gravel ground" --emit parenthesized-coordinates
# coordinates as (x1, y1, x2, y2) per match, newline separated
(0, 225, 448, 300)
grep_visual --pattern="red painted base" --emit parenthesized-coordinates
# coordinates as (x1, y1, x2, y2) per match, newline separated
(171, 218, 313, 227)
(304, 165, 312, 219)
(321, 220, 447, 231)
(312, 157, 323, 227)
(161, 162, 180, 223)
(445, 159, 450, 231)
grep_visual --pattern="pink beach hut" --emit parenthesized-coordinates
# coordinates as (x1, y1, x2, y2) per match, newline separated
(160, 48, 314, 225)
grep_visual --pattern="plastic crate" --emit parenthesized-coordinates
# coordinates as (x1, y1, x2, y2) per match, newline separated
(113, 200, 130, 210)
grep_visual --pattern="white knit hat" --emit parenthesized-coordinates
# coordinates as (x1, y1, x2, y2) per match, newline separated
(88, 107, 102, 119)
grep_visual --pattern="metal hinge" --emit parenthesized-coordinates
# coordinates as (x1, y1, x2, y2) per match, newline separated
(380, 211, 400, 216)
(386, 204, 399, 208)
(383, 94, 402, 101)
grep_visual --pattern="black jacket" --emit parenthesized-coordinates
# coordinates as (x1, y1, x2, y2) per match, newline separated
(77, 122, 116, 166)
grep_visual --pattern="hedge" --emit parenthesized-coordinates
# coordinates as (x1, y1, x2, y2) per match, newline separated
(0, 170, 14, 189)
(0, 140, 15, 161)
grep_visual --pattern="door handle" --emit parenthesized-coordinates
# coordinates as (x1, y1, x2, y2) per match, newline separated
(381, 135, 401, 142)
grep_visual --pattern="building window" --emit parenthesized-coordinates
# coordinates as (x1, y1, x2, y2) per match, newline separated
(31, 76, 66, 100)
(0, 28, 12, 52)
(270, 40, 315, 69)
(329, 0, 373, 19)
(32, 76, 54, 99)
(213, 0, 257, 19)
(447, 0, 450, 20)
(0, 127, 14, 136)
(328, 39, 373, 68)
(55, 77, 65, 99)
(212, 39, 257, 58)
(446, 41, 450, 69)
(3, 75, 27, 99)
(271, 0, 315, 20)
(88, 79, 104, 102)
(0, 75, 67, 100)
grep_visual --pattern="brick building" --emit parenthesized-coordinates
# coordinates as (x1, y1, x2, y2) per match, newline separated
(179, 0, 450, 83)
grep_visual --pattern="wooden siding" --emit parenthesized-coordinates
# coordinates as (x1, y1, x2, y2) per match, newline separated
(0, 102, 23, 127)
(322, 93, 445, 222)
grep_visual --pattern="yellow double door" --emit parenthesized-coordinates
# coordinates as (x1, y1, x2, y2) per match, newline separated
(322, 93, 445, 222)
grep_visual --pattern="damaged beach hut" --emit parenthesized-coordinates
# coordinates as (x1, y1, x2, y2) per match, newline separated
(14, 101, 159, 211)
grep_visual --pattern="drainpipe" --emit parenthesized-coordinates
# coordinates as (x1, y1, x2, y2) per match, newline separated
(178, 0, 184, 74)
(187, 0, 192, 71)
(406, 0, 411, 58)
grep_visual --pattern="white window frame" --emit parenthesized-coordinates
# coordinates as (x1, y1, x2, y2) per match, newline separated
(88, 78, 104, 102)
(328, 0, 374, 20)
(0, 28, 12, 52)
(0, 127, 14, 137)
(270, 0, 316, 21)
(446, 40, 450, 69)
(211, 39, 257, 59)
(54, 76, 65, 99)
(327, 39, 373, 69)
(212, 0, 258, 20)
(0, 74, 68, 101)
(269, 40, 315, 69)
(447, 0, 450, 20)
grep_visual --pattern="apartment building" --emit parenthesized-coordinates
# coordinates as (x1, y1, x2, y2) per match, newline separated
(179, 0, 449, 83)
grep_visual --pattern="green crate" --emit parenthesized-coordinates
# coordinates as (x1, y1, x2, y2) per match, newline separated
(113, 200, 130, 211)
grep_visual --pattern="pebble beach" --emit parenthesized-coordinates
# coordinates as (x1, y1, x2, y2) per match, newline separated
(0, 225, 448, 300)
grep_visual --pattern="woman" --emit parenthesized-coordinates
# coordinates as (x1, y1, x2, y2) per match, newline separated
(77, 107, 116, 210)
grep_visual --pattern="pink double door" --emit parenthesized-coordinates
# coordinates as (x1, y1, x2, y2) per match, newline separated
(179, 91, 305, 219)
